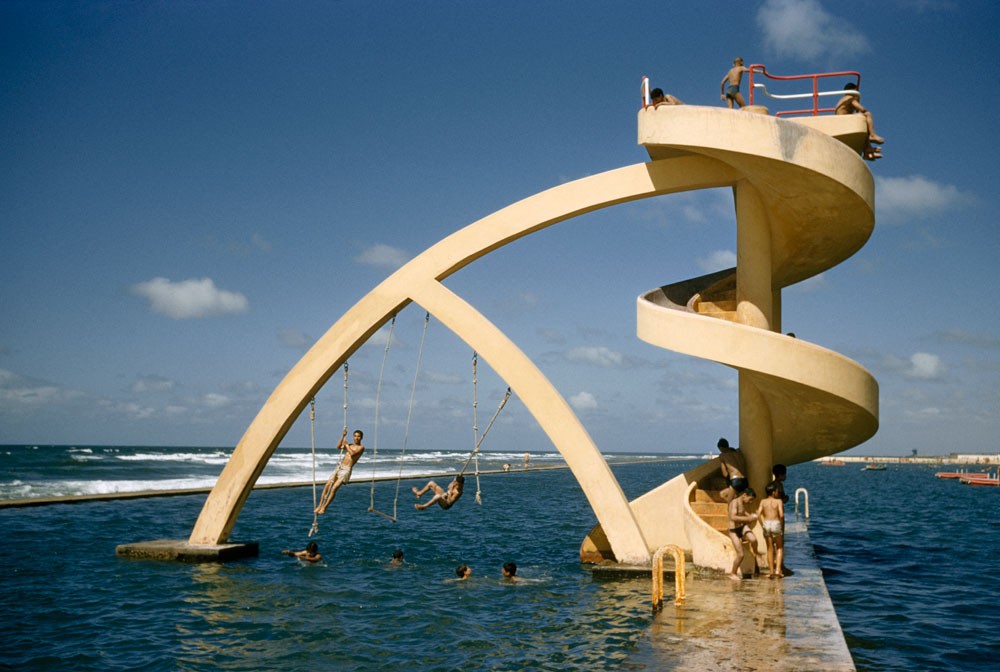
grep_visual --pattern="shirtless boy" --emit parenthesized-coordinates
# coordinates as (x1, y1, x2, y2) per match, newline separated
(650, 87, 684, 107)
(717, 437, 748, 502)
(282, 542, 322, 563)
(315, 428, 365, 514)
(413, 474, 464, 511)
(835, 82, 884, 144)
(727, 487, 759, 580)
(759, 483, 785, 578)
(720, 56, 751, 108)
(502, 561, 518, 582)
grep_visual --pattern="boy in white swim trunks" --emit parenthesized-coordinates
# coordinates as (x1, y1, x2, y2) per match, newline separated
(315, 428, 365, 514)
(760, 483, 785, 578)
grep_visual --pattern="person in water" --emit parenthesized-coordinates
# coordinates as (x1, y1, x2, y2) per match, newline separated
(502, 561, 519, 582)
(282, 542, 322, 563)
(315, 428, 365, 515)
(413, 475, 464, 511)
(455, 564, 472, 580)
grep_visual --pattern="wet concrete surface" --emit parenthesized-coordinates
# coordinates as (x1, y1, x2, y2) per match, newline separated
(626, 518, 855, 671)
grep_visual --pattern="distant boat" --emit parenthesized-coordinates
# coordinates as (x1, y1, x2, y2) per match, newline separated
(959, 473, 999, 487)
(863, 463, 887, 471)
(935, 472, 967, 479)
(820, 460, 846, 466)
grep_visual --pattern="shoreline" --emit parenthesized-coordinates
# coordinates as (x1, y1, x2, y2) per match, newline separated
(0, 458, 671, 509)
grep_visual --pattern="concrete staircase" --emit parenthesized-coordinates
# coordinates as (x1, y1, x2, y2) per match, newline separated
(689, 272, 736, 321)
(690, 475, 730, 533)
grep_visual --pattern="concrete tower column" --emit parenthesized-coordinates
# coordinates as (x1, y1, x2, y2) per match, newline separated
(734, 180, 774, 490)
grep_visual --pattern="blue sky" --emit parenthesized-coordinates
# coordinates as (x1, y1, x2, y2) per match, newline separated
(1, 0, 997, 457)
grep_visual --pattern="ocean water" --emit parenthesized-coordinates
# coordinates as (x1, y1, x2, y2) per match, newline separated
(1, 445, 998, 671)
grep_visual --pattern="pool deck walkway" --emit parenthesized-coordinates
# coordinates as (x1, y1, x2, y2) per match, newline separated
(609, 517, 855, 671)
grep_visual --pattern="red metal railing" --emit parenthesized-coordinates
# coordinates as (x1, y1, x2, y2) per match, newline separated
(747, 64, 861, 117)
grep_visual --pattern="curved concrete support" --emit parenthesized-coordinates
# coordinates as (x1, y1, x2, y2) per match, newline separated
(189, 154, 741, 555)
(188, 104, 878, 571)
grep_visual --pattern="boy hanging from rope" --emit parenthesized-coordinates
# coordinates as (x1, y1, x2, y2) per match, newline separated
(412, 474, 464, 511)
(315, 428, 365, 514)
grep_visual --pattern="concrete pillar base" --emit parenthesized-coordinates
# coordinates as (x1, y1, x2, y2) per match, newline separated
(115, 539, 259, 562)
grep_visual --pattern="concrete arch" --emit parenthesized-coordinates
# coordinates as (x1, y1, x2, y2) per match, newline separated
(189, 154, 741, 565)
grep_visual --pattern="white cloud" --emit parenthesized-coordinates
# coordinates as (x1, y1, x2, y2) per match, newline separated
(789, 272, 828, 293)
(875, 175, 973, 222)
(356, 243, 410, 269)
(279, 328, 311, 349)
(907, 352, 944, 380)
(202, 392, 231, 408)
(566, 346, 623, 368)
(569, 391, 598, 411)
(756, 0, 868, 60)
(424, 370, 464, 385)
(131, 277, 248, 319)
(698, 249, 736, 273)
(935, 329, 1000, 350)
(131, 374, 175, 394)
(0, 368, 68, 410)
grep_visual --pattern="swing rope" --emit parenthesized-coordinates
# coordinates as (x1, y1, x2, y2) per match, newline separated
(308, 362, 349, 537)
(368, 316, 396, 519)
(308, 398, 319, 536)
(460, 352, 512, 504)
(393, 312, 430, 520)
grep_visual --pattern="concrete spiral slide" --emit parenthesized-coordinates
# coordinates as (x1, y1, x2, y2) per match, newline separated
(177, 105, 877, 568)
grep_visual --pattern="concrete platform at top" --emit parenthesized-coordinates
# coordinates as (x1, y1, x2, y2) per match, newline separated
(605, 519, 856, 671)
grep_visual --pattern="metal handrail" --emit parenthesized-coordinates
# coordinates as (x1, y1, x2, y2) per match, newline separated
(651, 544, 686, 613)
(747, 64, 861, 117)
(795, 487, 810, 519)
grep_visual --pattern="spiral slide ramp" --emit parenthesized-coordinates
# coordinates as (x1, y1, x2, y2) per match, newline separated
(582, 106, 879, 568)
(177, 105, 876, 569)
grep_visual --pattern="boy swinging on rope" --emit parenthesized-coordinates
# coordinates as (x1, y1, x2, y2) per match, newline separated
(315, 428, 364, 515)
(412, 474, 464, 511)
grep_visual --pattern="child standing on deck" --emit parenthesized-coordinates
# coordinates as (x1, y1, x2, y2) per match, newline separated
(760, 483, 785, 578)
(727, 487, 759, 580)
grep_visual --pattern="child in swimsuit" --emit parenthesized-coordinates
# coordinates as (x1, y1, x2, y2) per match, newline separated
(727, 487, 759, 580)
(413, 475, 464, 511)
(282, 542, 322, 563)
(759, 483, 785, 578)
(720, 56, 751, 109)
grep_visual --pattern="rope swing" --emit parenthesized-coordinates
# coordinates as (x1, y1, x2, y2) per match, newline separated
(370, 312, 430, 522)
(367, 315, 397, 520)
(308, 398, 319, 536)
(460, 352, 512, 504)
(308, 363, 349, 537)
